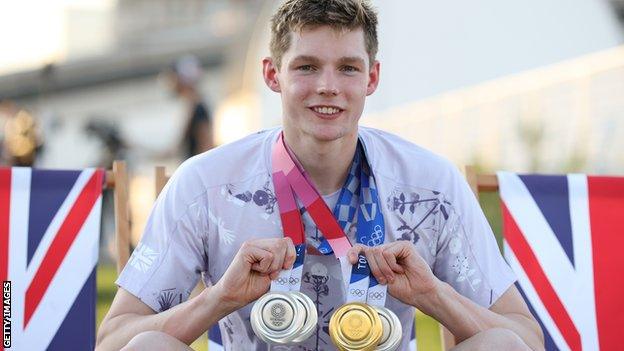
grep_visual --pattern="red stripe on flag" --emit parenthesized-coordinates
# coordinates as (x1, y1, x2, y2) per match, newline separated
(0, 169, 11, 284)
(24, 169, 103, 327)
(502, 203, 581, 351)
(588, 176, 624, 351)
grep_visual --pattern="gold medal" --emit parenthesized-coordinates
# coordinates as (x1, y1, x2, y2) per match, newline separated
(329, 302, 383, 351)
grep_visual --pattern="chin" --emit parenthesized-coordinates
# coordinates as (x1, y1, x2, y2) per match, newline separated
(308, 126, 353, 142)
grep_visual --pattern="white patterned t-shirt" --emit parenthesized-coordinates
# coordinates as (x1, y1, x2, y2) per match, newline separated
(116, 127, 516, 350)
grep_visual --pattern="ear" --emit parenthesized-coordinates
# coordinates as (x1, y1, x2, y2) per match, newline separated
(262, 57, 281, 93)
(366, 60, 380, 96)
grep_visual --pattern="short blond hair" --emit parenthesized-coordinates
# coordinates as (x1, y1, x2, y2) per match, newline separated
(270, 0, 378, 69)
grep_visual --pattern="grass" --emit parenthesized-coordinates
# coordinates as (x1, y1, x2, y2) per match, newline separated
(96, 194, 503, 350)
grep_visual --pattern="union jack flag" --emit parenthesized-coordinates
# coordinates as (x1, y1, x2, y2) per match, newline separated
(0, 167, 103, 350)
(498, 172, 624, 351)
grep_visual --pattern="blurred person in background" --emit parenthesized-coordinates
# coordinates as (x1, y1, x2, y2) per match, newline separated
(166, 55, 215, 159)
(85, 118, 128, 170)
(0, 99, 43, 167)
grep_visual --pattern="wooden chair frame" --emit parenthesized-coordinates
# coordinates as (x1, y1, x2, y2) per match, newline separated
(105, 160, 131, 273)
(464, 165, 499, 199)
(155, 166, 169, 198)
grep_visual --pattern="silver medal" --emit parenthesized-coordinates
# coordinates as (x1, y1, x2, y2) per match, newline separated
(373, 306, 402, 351)
(289, 291, 318, 343)
(250, 290, 318, 345)
(250, 292, 306, 344)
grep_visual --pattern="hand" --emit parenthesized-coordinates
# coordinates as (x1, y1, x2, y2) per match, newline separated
(214, 237, 296, 311)
(347, 241, 441, 310)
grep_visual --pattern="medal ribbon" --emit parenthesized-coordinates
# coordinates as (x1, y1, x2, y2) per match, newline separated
(271, 132, 388, 307)
(270, 139, 306, 293)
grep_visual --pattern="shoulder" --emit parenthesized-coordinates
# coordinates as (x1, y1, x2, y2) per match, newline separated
(359, 127, 461, 192)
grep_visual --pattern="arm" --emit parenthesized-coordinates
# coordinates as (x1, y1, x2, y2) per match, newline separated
(425, 279, 544, 350)
(95, 285, 234, 351)
(96, 238, 296, 351)
(348, 242, 544, 350)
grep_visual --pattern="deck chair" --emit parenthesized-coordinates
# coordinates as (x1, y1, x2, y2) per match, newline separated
(464, 166, 624, 351)
(0, 160, 130, 350)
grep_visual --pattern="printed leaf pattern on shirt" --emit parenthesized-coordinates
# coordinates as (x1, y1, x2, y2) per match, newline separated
(208, 209, 235, 245)
(223, 178, 278, 215)
(387, 187, 486, 297)
(387, 187, 444, 256)
(156, 287, 182, 312)
(302, 262, 332, 350)
(445, 213, 482, 291)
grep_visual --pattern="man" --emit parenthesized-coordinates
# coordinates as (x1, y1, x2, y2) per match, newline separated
(96, 1, 544, 350)
(167, 55, 215, 159)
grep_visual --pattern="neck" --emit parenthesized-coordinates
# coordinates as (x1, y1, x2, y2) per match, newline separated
(283, 129, 358, 196)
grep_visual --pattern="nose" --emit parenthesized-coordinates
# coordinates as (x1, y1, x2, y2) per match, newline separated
(316, 70, 339, 96)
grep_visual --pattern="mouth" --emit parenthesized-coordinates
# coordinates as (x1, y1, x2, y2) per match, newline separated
(308, 105, 344, 119)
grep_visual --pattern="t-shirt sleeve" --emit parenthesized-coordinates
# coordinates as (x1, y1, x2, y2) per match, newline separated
(115, 162, 209, 313)
(432, 167, 516, 308)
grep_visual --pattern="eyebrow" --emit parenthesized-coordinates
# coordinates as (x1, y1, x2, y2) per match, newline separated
(290, 55, 322, 65)
(289, 55, 366, 67)
(337, 56, 366, 67)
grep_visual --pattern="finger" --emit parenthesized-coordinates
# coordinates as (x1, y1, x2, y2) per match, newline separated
(253, 238, 286, 274)
(268, 239, 287, 274)
(382, 248, 405, 273)
(283, 237, 297, 269)
(387, 241, 419, 268)
(347, 244, 367, 264)
(243, 245, 274, 274)
(365, 248, 386, 284)
(372, 247, 396, 283)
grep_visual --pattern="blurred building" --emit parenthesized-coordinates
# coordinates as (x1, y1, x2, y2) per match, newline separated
(0, 0, 263, 169)
(0, 0, 266, 258)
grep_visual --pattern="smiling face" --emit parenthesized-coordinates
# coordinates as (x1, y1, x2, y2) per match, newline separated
(263, 26, 380, 144)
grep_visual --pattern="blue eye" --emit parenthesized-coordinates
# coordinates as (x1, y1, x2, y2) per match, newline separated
(298, 65, 314, 71)
(341, 66, 359, 73)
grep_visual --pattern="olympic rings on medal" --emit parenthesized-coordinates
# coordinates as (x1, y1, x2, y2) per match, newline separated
(276, 277, 289, 285)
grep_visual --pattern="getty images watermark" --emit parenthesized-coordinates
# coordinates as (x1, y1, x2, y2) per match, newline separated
(3, 281, 10, 348)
